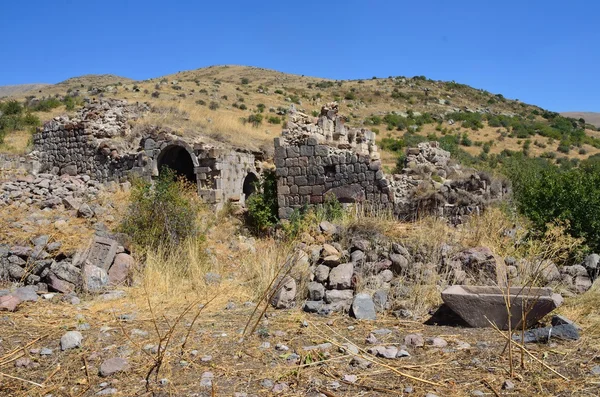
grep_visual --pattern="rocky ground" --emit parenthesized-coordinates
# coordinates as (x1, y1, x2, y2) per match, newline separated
(0, 287, 599, 397)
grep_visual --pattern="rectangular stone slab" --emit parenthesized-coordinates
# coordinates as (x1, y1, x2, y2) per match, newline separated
(85, 236, 118, 271)
(441, 285, 563, 330)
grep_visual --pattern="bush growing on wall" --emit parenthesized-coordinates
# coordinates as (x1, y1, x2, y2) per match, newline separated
(246, 170, 278, 234)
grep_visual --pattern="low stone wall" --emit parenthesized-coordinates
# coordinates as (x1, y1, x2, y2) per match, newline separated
(0, 154, 40, 181)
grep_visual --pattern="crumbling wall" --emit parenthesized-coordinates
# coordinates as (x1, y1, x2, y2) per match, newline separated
(275, 103, 394, 218)
(30, 99, 261, 210)
(275, 103, 510, 222)
(32, 99, 150, 181)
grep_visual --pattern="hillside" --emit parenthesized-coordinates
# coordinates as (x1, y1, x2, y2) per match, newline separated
(561, 112, 600, 128)
(2, 65, 599, 170)
(0, 83, 50, 98)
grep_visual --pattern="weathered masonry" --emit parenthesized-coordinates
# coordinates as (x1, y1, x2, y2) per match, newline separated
(275, 103, 510, 221)
(32, 99, 261, 210)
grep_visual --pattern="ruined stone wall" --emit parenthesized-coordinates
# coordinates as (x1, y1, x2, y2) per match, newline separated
(275, 103, 510, 221)
(29, 99, 261, 210)
(275, 103, 393, 218)
(196, 148, 258, 209)
(0, 154, 41, 181)
(32, 99, 150, 182)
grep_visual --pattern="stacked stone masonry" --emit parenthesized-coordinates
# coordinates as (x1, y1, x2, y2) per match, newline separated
(31, 99, 261, 210)
(275, 102, 510, 220)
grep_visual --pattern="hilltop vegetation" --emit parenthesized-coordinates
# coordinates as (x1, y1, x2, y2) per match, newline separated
(1, 65, 599, 160)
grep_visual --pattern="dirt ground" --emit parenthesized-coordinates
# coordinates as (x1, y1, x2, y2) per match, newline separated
(0, 288, 598, 397)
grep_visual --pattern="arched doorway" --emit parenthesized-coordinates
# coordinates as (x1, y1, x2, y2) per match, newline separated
(157, 145, 196, 183)
(243, 172, 259, 198)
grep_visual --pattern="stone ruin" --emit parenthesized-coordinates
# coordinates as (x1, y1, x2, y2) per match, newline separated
(29, 98, 263, 210)
(275, 102, 511, 222)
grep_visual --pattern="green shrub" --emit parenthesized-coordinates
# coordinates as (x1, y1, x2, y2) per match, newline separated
(241, 77, 250, 85)
(246, 171, 278, 234)
(274, 89, 284, 95)
(248, 113, 263, 126)
(505, 156, 600, 252)
(31, 98, 61, 112)
(209, 101, 219, 110)
(267, 116, 281, 124)
(321, 192, 343, 221)
(119, 168, 202, 250)
(196, 99, 206, 106)
(256, 103, 265, 113)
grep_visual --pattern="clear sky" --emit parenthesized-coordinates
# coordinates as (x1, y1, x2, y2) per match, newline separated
(1, 0, 598, 112)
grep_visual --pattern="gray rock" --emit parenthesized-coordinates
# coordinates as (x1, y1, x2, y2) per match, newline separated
(83, 264, 109, 292)
(270, 276, 296, 309)
(502, 379, 515, 390)
(351, 293, 377, 320)
(13, 286, 39, 302)
(428, 337, 448, 348)
(200, 371, 214, 388)
(99, 357, 129, 377)
(328, 263, 354, 289)
(96, 388, 118, 395)
(40, 347, 53, 356)
(372, 289, 388, 312)
(314, 265, 330, 282)
(204, 272, 221, 285)
(307, 281, 325, 301)
(404, 333, 424, 347)
(60, 331, 83, 350)
(319, 221, 337, 235)
(31, 235, 50, 247)
(591, 365, 600, 375)
(108, 253, 134, 286)
(77, 203, 94, 218)
(324, 289, 353, 304)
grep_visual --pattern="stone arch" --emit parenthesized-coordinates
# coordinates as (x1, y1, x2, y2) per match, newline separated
(242, 172, 259, 199)
(156, 142, 198, 183)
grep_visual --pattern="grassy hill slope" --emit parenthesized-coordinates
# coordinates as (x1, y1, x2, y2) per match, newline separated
(1, 66, 599, 171)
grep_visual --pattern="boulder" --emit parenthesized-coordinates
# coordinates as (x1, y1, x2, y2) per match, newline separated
(455, 247, 500, 284)
(13, 286, 38, 302)
(324, 289, 354, 304)
(350, 293, 377, 320)
(84, 236, 118, 270)
(46, 272, 76, 293)
(108, 253, 134, 286)
(328, 263, 354, 289)
(77, 203, 94, 218)
(270, 276, 296, 309)
(314, 265, 330, 283)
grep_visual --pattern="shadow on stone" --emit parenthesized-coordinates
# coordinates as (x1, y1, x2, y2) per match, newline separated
(424, 304, 470, 327)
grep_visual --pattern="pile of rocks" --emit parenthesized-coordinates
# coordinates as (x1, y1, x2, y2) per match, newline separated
(273, 222, 598, 320)
(392, 142, 511, 222)
(0, 234, 135, 311)
(0, 173, 104, 209)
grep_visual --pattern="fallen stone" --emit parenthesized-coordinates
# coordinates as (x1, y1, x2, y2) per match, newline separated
(516, 323, 580, 343)
(99, 357, 129, 377)
(404, 333, 424, 347)
(428, 337, 448, 348)
(270, 276, 296, 309)
(350, 293, 377, 320)
(307, 281, 325, 301)
(77, 203, 94, 218)
(200, 371, 214, 388)
(319, 221, 337, 235)
(13, 286, 38, 302)
(328, 263, 354, 289)
(83, 264, 109, 292)
(108, 253, 134, 286)
(0, 295, 21, 311)
(441, 285, 563, 330)
(502, 379, 515, 390)
(60, 331, 83, 350)
(342, 374, 358, 384)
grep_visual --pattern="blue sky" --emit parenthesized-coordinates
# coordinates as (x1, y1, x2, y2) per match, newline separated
(1, 0, 598, 112)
